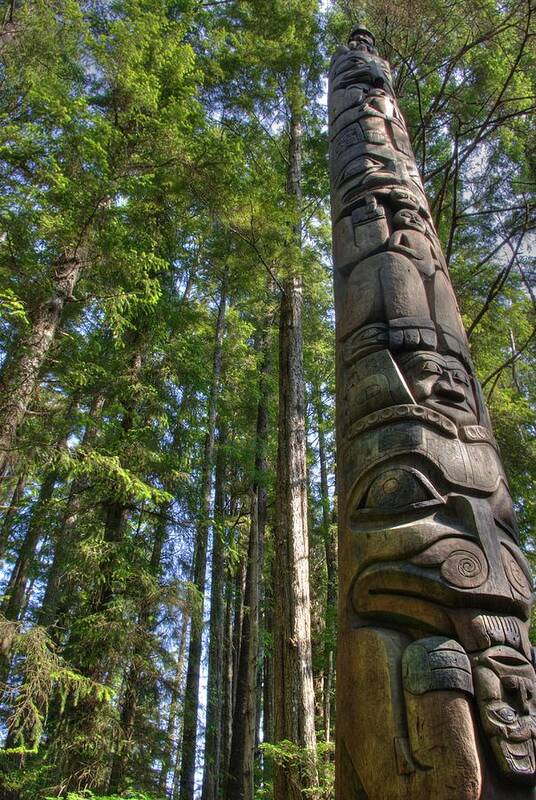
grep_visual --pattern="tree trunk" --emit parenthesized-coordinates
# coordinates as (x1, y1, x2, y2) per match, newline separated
(103, 385, 192, 720)
(0, 251, 84, 478)
(0, 472, 27, 559)
(1, 470, 58, 625)
(201, 427, 227, 800)
(53, 350, 142, 792)
(87, 349, 142, 630)
(0, 467, 59, 683)
(159, 608, 189, 794)
(273, 105, 318, 800)
(225, 511, 257, 800)
(315, 390, 336, 743)
(107, 661, 139, 792)
(231, 552, 245, 714)
(219, 559, 234, 797)
(94, 500, 128, 616)
(263, 598, 274, 775)
(107, 506, 168, 793)
(38, 393, 105, 629)
(225, 326, 270, 800)
(263, 500, 275, 766)
(179, 275, 227, 800)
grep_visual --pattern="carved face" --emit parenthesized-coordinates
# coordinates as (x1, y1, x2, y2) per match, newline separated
(348, 29, 376, 52)
(393, 208, 426, 233)
(349, 488, 532, 636)
(473, 646, 536, 783)
(397, 351, 478, 427)
(334, 51, 393, 94)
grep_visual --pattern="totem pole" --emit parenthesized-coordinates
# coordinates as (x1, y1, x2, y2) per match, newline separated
(329, 28, 536, 800)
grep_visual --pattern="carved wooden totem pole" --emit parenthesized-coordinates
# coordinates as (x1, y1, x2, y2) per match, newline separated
(329, 28, 536, 800)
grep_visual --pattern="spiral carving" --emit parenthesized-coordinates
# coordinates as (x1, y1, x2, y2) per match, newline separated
(501, 547, 533, 598)
(440, 548, 488, 589)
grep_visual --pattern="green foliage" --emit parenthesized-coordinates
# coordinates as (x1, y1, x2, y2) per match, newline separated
(0, 0, 533, 797)
(45, 793, 161, 800)
(0, 617, 109, 754)
(258, 741, 334, 799)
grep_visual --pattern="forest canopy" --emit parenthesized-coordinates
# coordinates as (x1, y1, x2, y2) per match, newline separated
(0, 0, 534, 798)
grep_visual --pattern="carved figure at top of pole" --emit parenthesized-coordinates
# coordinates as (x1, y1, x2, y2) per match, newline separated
(330, 27, 536, 800)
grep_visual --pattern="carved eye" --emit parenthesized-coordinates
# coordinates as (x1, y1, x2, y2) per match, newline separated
(452, 370, 469, 386)
(501, 546, 533, 598)
(421, 360, 443, 375)
(338, 75, 368, 90)
(490, 480, 519, 539)
(491, 706, 517, 725)
(361, 468, 440, 513)
(360, 157, 382, 170)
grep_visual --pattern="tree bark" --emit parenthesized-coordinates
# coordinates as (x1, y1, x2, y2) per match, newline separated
(37, 393, 105, 629)
(179, 274, 227, 800)
(1, 467, 60, 625)
(159, 608, 189, 794)
(107, 507, 168, 793)
(219, 557, 235, 796)
(225, 326, 270, 800)
(52, 349, 142, 792)
(0, 387, 79, 627)
(273, 104, 318, 799)
(314, 390, 337, 743)
(201, 426, 227, 800)
(107, 661, 139, 793)
(0, 465, 60, 683)
(0, 472, 27, 560)
(263, 598, 274, 778)
(231, 552, 245, 716)
(263, 498, 275, 769)
(0, 251, 85, 478)
(89, 349, 142, 629)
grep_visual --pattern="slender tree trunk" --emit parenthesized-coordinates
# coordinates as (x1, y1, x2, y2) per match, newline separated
(107, 662, 138, 791)
(263, 515, 275, 762)
(93, 500, 128, 616)
(255, 649, 263, 752)
(160, 609, 189, 794)
(171, 574, 198, 800)
(0, 466, 60, 683)
(152, 395, 195, 794)
(38, 394, 105, 628)
(231, 553, 245, 711)
(225, 326, 270, 800)
(53, 350, 142, 792)
(37, 476, 84, 630)
(0, 472, 27, 559)
(214, 558, 233, 798)
(89, 349, 142, 630)
(273, 103, 318, 799)
(107, 508, 168, 793)
(225, 508, 258, 800)
(0, 391, 79, 624)
(315, 391, 336, 743)
(1, 470, 58, 625)
(179, 275, 227, 800)
(263, 597, 274, 776)
(172, 688, 188, 800)
(0, 251, 85, 478)
(201, 427, 227, 800)
(56, 510, 129, 787)
(18, 545, 45, 621)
